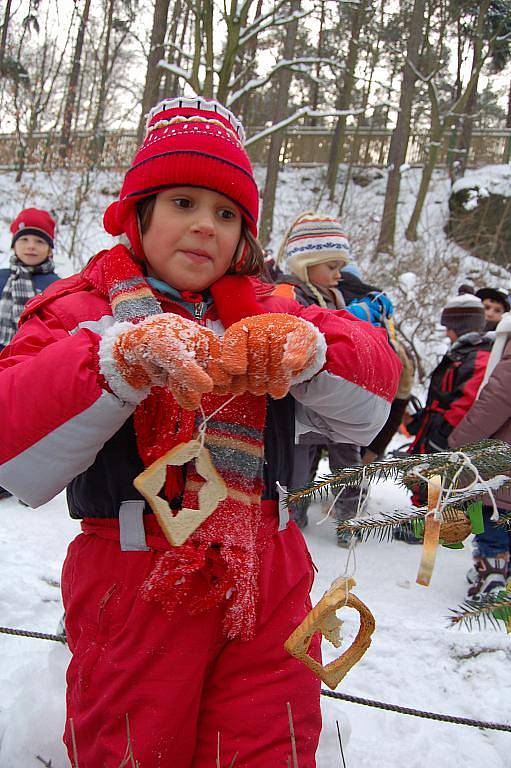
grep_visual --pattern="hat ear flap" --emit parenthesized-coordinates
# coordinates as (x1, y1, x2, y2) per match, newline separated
(104, 202, 146, 262)
(103, 201, 123, 236)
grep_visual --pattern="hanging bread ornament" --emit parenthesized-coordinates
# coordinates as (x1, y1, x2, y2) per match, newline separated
(284, 576, 375, 690)
(439, 508, 472, 545)
(134, 439, 227, 546)
(416, 474, 443, 586)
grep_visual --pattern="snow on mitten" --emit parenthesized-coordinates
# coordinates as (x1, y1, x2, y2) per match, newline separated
(221, 313, 326, 399)
(100, 315, 230, 410)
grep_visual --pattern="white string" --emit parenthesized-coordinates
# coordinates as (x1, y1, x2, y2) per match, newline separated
(410, 450, 499, 521)
(342, 464, 369, 582)
(197, 394, 237, 451)
(316, 484, 346, 525)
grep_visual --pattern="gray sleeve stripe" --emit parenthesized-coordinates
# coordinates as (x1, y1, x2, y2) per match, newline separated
(292, 369, 391, 446)
(0, 390, 135, 507)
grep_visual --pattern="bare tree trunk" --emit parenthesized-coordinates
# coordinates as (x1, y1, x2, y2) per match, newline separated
(506, 76, 511, 162)
(0, 0, 12, 71)
(454, 11, 481, 178)
(309, 0, 325, 126)
(137, 0, 171, 142)
(160, 0, 182, 100)
(326, 0, 368, 200)
(405, 0, 490, 242)
(59, 0, 91, 160)
(456, 79, 478, 175)
(237, 0, 263, 125)
(216, 0, 254, 104)
(90, 0, 115, 165)
(259, 0, 300, 245)
(163, 0, 189, 97)
(203, 0, 214, 97)
(374, 0, 426, 257)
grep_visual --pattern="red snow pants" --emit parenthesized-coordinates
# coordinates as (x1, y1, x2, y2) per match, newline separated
(61, 505, 322, 767)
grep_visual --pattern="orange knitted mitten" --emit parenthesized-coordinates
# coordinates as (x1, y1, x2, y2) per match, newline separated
(221, 313, 324, 399)
(109, 315, 230, 410)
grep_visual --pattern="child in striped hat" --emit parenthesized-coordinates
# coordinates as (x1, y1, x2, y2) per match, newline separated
(0, 97, 401, 766)
(273, 212, 376, 538)
(275, 211, 352, 309)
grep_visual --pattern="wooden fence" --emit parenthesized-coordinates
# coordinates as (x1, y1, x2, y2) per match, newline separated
(0, 126, 509, 171)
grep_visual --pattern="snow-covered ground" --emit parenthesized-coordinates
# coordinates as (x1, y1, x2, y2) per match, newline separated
(0, 462, 510, 767)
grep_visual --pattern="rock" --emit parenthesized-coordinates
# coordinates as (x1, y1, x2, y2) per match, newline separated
(446, 181, 511, 268)
(351, 168, 384, 187)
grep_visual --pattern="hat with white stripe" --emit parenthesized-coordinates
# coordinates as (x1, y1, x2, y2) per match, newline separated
(280, 212, 352, 283)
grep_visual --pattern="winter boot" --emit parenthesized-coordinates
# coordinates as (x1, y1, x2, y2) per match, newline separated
(467, 557, 509, 599)
(291, 507, 309, 530)
(336, 527, 362, 548)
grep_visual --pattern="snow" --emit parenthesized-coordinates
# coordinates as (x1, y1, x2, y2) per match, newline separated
(452, 165, 511, 199)
(1, 455, 510, 766)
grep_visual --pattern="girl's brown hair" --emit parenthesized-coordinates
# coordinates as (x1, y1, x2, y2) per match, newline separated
(136, 194, 265, 278)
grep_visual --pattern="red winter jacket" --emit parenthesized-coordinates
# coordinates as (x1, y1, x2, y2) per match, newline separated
(449, 337, 511, 510)
(0, 249, 401, 510)
(408, 332, 492, 455)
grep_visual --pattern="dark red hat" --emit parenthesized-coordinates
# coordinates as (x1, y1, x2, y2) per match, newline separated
(103, 96, 259, 260)
(10, 208, 55, 249)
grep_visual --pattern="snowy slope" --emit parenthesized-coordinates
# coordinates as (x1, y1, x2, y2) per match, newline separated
(0, 470, 510, 767)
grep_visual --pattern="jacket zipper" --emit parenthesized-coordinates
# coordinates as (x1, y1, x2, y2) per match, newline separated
(194, 301, 206, 324)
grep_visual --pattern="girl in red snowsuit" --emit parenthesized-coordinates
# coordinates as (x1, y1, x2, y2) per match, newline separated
(0, 97, 401, 767)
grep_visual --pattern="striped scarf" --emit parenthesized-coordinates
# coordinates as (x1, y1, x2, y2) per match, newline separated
(0, 254, 55, 347)
(104, 245, 267, 640)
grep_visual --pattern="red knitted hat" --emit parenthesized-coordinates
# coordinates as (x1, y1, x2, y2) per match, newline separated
(10, 208, 55, 249)
(103, 96, 259, 260)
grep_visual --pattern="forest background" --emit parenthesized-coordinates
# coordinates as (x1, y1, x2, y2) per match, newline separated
(1, 0, 511, 380)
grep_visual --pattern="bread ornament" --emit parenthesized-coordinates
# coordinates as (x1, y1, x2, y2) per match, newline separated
(284, 576, 375, 690)
(134, 439, 227, 546)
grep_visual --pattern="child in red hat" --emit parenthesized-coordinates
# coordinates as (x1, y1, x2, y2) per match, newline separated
(0, 97, 401, 766)
(0, 207, 60, 500)
(0, 207, 60, 350)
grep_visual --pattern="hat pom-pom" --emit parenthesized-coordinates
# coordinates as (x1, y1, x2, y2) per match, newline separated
(103, 201, 124, 236)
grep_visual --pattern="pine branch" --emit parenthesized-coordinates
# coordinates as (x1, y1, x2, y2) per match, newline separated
(287, 440, 511, 509)
(338, 508, 424, 542)
(448, 590, 511, 632)
(337, 489, 484, 542)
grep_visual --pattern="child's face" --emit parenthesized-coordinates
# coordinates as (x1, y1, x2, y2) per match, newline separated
(142, 187, 242, 291)
(14, 235, 51, 266)
(307, 260, 344, 289)
(482, 298, 505, 323)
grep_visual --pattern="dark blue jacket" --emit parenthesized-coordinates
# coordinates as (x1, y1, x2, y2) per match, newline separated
(0, 266, 60, 350)
(0, 268, 60, 295)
